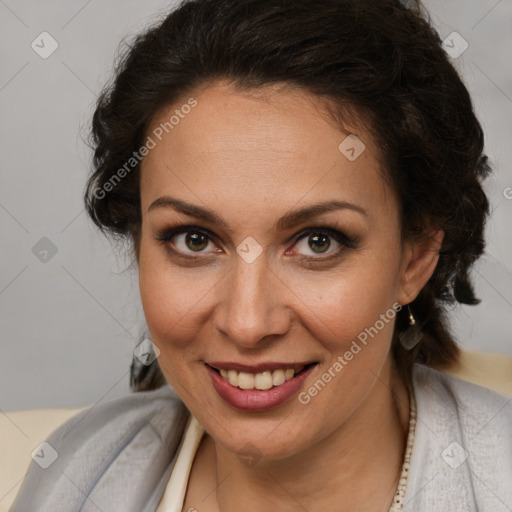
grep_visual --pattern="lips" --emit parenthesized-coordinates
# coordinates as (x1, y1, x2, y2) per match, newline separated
(206, 361, 315, 373)
(204, 361, 318, 411)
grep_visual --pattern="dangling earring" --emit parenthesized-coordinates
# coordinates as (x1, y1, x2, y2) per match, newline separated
(407, 307, 416, 326)
(399, 305, 422, 350)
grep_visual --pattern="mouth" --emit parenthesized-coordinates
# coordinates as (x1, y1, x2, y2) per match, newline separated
(205, 362, 318, 391)
(205, 361, 319, 411)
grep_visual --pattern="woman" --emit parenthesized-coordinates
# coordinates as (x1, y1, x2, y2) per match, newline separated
(10, 0, 512, 511)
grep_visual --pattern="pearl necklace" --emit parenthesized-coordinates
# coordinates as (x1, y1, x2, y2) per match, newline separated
(388, 391, 417, 512)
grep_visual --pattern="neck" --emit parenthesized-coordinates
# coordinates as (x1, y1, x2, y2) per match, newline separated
(209, 358, 411, 512)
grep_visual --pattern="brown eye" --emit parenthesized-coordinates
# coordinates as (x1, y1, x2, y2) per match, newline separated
(155, 226, 218, 256)
(184, 231, 209, 252)
(294, 230, 341, 258)
(290, 227, 357, 262)
(307, 232, 331, 254)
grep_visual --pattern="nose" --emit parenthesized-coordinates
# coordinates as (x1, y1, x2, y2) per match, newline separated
(213, 255, 292, 348)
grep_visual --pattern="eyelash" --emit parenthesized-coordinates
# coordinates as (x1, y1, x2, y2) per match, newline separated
(154, 224, 358, 263)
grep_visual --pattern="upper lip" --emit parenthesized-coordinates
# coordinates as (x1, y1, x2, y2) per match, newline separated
(206, 361, 317, 373)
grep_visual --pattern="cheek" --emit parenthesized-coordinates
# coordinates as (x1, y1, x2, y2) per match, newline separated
(138, 245, 211, 393)
(139, 242, 200, 347)
(289, 269, 401, 424)
(138, 237, 228, 365)
(282, 253, 401, 353)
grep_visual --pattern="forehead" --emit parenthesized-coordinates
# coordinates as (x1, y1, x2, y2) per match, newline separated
(140, 81, 395, 223)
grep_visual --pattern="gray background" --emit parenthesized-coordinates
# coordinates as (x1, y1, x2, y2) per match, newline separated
(1, 0, 511, 412)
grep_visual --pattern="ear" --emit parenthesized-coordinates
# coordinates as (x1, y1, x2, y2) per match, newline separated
(396, 229, 445, 306)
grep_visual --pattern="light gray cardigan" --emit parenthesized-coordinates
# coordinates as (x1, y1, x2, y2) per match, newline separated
(9, 365, 512, 511)
(10, 385, 189, 512)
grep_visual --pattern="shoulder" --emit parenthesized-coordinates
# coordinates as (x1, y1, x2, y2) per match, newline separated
(412, 363, 512, 458)
(413, 363, 511, 414)
(10, 384, 191, 512)
(405, 364, 512, 511)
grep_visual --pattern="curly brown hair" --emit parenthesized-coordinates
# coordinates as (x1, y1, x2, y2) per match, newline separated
(84, 0, 492, 391)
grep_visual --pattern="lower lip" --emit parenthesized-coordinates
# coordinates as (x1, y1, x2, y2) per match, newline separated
(205, 364, 317, 411)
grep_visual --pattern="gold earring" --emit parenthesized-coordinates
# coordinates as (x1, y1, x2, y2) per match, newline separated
(408, 306, 416, 326)
(399, 305, 422, 350)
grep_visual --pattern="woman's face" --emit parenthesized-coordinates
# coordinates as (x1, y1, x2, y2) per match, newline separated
(138, 81, 436, 461)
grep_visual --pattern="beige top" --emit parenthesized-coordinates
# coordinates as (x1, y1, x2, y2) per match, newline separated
(156, 414, 206, 512)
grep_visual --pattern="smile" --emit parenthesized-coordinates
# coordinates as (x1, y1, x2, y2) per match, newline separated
(205, 362, 318, 410)
(219, 366, 304, 390)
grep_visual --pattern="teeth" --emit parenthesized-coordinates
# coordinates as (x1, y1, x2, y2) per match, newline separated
(254, 371, 273, 390)
(238, 372, 255, 389)
(227, 370, 238, 387)
(272, 369, 286, 386)
(217, 366, 305, 390)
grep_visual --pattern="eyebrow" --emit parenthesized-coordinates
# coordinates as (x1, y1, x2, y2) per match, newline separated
(147, 196, 367, 231)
